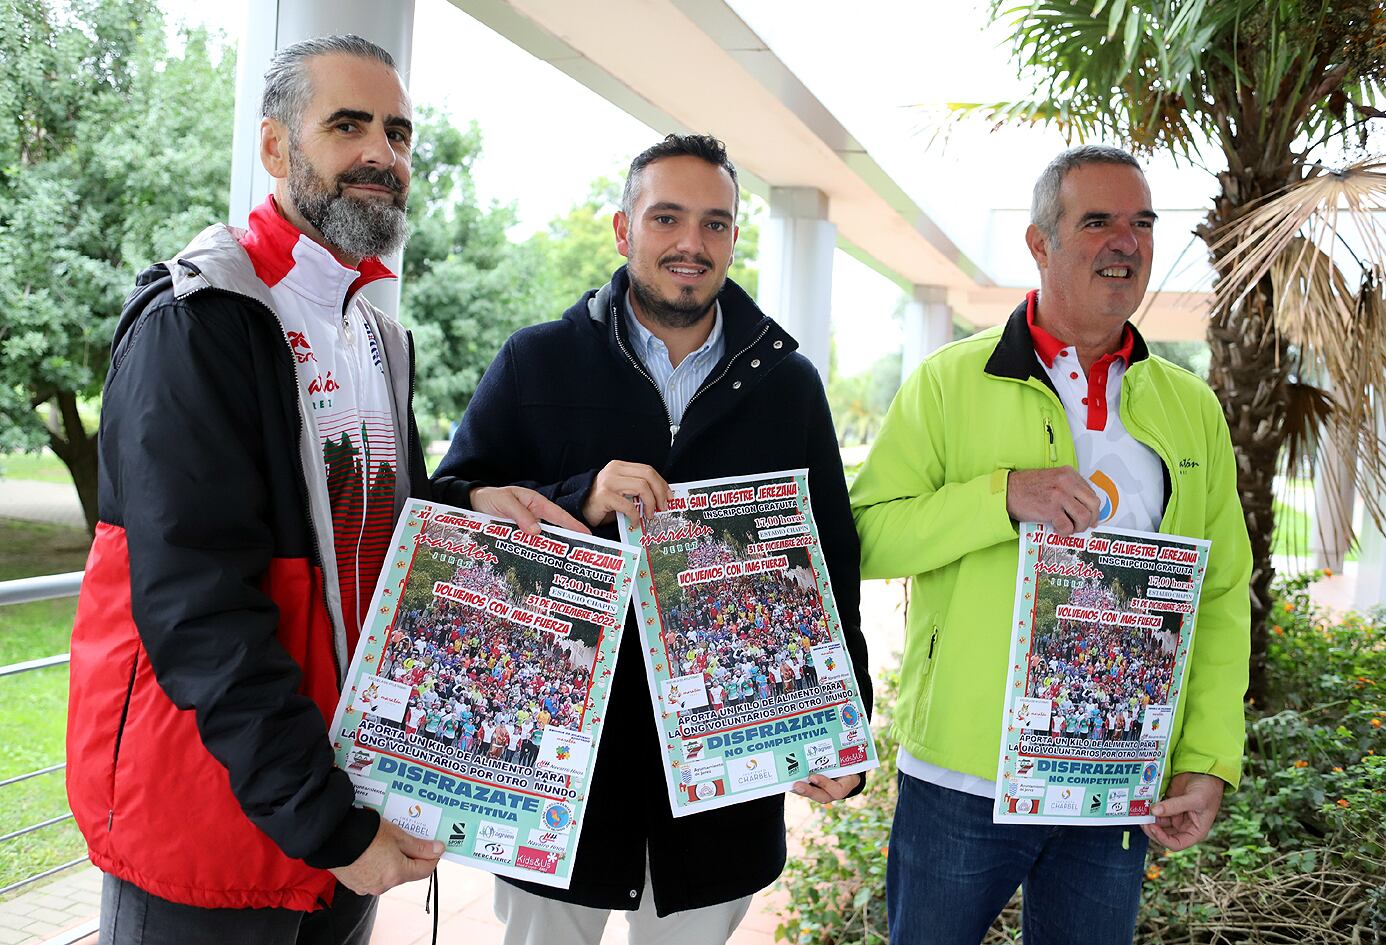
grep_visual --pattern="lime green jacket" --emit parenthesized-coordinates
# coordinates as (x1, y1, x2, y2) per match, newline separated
(850, 302, 1251, 789)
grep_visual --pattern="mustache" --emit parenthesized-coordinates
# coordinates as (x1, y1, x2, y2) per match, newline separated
(659, 253, 715, 270)
(336, 165, 404, 194)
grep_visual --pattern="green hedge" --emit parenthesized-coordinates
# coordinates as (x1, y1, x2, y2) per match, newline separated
(778, 574, 1386, 944)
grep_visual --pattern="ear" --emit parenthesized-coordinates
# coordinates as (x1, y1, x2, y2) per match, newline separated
(1025, 223, 1050, 270)
(260, 117, 291, 180)
(613, 211, 632, 258)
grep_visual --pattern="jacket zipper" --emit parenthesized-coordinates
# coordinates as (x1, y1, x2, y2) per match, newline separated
(176, 282, 342, 680)
(612, 311, 678, 445)
(107, 654, 141, 831)
(1043, 416, 1058, 463)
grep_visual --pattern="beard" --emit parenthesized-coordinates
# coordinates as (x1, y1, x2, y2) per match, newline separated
(288, 145, 408, 260)
(628, 250, 724, 330)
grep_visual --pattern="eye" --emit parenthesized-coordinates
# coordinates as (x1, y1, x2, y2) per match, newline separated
(654, 215, 676, 225)
(333, 121, 357, 134)
(707, 221, 729, 232)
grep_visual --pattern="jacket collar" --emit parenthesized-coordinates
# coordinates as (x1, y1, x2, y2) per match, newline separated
(985, 290, 1150, 383)
(238, 196, 394, 304)
(578, 265, 798, 370)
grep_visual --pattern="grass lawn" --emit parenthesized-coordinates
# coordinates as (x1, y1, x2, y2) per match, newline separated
(0, 518, 89, 898)
(0, 450, 73, 485)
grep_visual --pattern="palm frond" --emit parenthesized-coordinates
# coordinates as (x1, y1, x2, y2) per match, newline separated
(1211, 158, 1386, 532)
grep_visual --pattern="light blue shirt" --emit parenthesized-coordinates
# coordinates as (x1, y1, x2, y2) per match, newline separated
(624, 291, 725, 430)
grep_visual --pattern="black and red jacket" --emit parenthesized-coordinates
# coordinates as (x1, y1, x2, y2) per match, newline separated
(66, 220, 428, 910)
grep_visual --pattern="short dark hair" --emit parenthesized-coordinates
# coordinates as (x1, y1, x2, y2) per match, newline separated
(1031, 145, 1143, 243)
(261, 35, 397, 136)
(621, 133, 740, 217)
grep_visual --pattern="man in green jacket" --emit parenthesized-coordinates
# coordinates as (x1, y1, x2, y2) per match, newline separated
(850, 145, 1251, 945)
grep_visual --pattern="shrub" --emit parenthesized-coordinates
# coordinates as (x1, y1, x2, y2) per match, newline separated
(778, 574, 1386, 943)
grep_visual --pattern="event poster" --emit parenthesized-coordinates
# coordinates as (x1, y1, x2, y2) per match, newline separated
(994, 524, 1211, 825)
(618, 469, 878, 818)
(328, 499, 640, 888)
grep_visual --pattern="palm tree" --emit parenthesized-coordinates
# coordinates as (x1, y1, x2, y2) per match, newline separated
(952, 1, 1386, 700)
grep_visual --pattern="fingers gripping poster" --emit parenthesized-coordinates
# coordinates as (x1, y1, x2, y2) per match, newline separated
(618, 469, 877, 817)
(329, 499, 640, 888)
(995, 524, 1210, 825)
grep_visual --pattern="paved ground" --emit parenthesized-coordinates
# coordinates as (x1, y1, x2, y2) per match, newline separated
(0, 481, 85, 530)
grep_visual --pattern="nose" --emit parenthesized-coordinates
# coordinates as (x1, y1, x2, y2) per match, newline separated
(1108, 221, 1139, 256)
(673, 220, 704, 256)
(361, 124, 397, 168)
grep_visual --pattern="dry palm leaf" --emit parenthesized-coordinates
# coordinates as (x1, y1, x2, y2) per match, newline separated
(1209, 159, 1386, 540)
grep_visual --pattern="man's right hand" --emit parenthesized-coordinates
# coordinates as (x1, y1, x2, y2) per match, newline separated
(581, 460, 672, 527)
(329, 819, 443, 896)
(1005, 467, 1101, 535)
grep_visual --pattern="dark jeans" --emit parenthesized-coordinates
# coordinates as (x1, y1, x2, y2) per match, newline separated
(99, 872, 378, 945)
(887, 774, 1147, 945)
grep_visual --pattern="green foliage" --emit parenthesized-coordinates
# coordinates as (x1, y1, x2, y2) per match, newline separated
(777, 667, 899, 945)
(528, 175, 625, 317)
(399, 111, 550, 429)
(778, 575, 1386, 942)
(960, 1, 1386, 162)
(529, 178, 762, 318)
(0, 518, 91, 894)
(828, 350, 902, 447)
(0, 0, 235, 529)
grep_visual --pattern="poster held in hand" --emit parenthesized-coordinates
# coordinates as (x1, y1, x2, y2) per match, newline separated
(329, 499, 640, 888)
(619, 469, 877, 817)
(995, 524, 1210, 825)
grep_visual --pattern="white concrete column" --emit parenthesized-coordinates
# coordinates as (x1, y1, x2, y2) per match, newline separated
(1355, 413, 1386, 609)
(757, 187, 835, 380)
(901, 284, 952, 381)
(1311, 432, 1358, 572)
(229, 0, 416, 315)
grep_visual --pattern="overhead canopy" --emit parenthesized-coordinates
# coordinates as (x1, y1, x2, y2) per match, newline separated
(450, 0, 1211, 340)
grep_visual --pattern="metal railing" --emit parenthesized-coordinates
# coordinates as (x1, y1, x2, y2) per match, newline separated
(0, 570, 84, 899)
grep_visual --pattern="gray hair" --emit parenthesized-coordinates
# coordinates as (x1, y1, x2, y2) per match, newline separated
(1031, 145, 1143, 243)
(261, 35, 396, 136)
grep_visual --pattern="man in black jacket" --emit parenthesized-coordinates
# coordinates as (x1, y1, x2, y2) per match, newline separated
(433, 134, 871, 944)
(67, 35, 577, 945)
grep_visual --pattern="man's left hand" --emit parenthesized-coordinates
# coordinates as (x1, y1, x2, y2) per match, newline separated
(1142, 772, 1224, 851)
(791, 772, 862, 805)
(471, 486, 590, 536)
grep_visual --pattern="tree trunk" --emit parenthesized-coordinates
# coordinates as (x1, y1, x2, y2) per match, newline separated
(1200, 176, 1293, 706)
(43, 390, 99, 535)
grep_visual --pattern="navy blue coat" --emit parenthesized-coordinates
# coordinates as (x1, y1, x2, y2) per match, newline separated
(434, 266, 870, 915)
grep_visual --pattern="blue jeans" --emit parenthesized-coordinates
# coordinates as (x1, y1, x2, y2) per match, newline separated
(887, 774, 1147, 945)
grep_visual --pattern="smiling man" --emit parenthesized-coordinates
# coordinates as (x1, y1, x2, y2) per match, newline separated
(849, 145, 1251, 945)
(66, 34, 575, 945)
(432, 134, 871, 945)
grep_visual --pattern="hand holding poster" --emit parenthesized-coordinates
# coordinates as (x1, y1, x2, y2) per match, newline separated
(995, 524, 1210, 824)
(328, 499, 640, 888)
(619, 469, 877, 817)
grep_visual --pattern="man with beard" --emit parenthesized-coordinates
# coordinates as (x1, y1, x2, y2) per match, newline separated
(432, 134, 872, 944)
(66, 35, 578, 944)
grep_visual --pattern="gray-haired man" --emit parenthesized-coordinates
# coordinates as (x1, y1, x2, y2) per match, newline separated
(66, 34, 577, 945)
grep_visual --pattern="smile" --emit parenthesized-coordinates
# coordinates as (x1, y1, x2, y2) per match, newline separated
(1097, 266, 1133, 279)
(666, 264, 708, 279)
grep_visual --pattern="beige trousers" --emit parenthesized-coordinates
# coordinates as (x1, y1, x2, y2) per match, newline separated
(492, 861, 753, 945)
